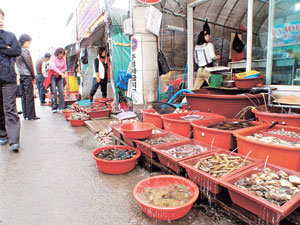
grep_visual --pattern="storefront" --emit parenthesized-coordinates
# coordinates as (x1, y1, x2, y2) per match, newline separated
(186, 0, 300, 96)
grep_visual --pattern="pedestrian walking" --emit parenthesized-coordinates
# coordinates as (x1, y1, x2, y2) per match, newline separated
(0, 8, 21, 151)
(16, 34, 40, 120)
(89, 47, 110, 101)
(45, 47, 67, 113)
(35, 53, 51, 105)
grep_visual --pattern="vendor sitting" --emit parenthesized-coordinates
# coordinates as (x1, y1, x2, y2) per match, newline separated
(193, 20, 220, 89)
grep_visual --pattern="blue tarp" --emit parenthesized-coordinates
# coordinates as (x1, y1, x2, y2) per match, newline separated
(116, 70, 132, 91)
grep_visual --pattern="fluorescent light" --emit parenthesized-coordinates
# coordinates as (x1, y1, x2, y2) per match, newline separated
(295, 3, 300, 11)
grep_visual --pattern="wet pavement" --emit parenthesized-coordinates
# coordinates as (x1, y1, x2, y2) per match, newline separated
(0, 101, 239, 225)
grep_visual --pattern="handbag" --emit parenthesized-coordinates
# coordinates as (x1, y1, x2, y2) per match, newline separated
(81, 48, 88, 64)
(157, 50, 170, 76)
(232, 32, 245, 53)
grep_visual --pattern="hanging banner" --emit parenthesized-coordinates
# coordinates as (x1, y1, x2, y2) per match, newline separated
(272, 21, 300, 46)
(131, 35, 143, 104)
(77, 0, 104, 38)
(137, 0, 161, 4)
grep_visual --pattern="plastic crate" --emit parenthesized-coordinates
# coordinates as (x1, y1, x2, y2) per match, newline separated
(179, 150, 262, 194)
(220, 163, 300, 224)
(152, 140, 218, 174)
(135, 132, 188, 158)
(83, 109, 110, 118)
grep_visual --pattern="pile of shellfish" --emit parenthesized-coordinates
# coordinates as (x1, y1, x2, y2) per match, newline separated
(245, 133, 300, 147)
(235, 168, 300, 206)
(194, 153, 251, 178)
(68, 112, 90, 120)
(95, 127, 113, 145)
(143, 136, 182, 146)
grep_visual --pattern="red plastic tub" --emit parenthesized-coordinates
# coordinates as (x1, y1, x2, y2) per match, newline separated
(133, 175, 199, 221)
(161, 112, 225, 138)
(121, 123, 155, 140)
(141, 109, 163, 129)
(220, 162, 300, 224)
(63, 110, 75, 121)
(192, 119, 261, 150)
(135, 132, 188, 158)
(179, 150, 262, 194)
(252, 108, 300, 127)
(83, 108, 111, 118)
(69, 119, 89, 127)
(152, 139, 218, 173)
(184, 89, 266, 119)
(233, 124, 300, 171)
(233, 75, 265, 89)
(91, 146, 141, 174)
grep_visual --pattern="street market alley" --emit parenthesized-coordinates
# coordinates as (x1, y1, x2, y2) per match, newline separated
(0, 102, 236, 225)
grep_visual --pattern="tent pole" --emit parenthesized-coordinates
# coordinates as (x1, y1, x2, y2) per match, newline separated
(246, 0, 254, 72)
(266, 0, 275, 85)
(187, 5, 194, 90)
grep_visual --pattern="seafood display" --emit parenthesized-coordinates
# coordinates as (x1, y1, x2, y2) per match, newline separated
(208, 121, 254, 131)
(68, 112, 89, 120)
(95, 148, 137, 160)
(162, 144, 208, 159)
(194, 153, 251, 178)
(179, 115, 204, 121)
(266, 129, 300, 139)
(139, 184, 193, 207)
(246, 133, 300, 147)
(109, 118, 139, 125)
(95, 128, 113, 145)
(235, 168, 300, 206)
(149, 109, 189, 115)
(143, 136, 182, 146)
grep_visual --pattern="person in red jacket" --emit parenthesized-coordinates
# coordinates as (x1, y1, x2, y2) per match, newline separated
(89, 47, 110, 101)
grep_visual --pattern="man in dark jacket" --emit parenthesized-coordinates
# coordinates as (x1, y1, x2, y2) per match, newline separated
(16, 34, 40, 120)
(0, 8, 21, 152)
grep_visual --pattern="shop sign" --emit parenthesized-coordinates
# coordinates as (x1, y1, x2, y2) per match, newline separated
(146, 6, 162, 36)
(137, 0, 161, 4)
(273, 21, 300, 46)
(131, 35, 143, 104)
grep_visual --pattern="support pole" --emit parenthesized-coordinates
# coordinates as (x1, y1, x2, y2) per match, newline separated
(246, 0, 254, 72)
(266, 0, 275, 85)
(187, 5, 194, 90)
